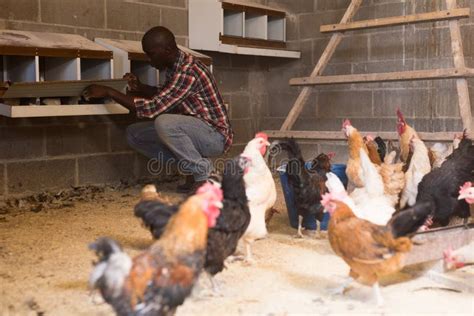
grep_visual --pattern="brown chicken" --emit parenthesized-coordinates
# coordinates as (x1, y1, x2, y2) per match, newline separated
(343, 119, 404, 205)
(396, 109, 419, 163)
(364, 135, 382, 165)
(342, 119, 368, 190)
(89, 183, 223, 316)
(321, 192, 432, 306)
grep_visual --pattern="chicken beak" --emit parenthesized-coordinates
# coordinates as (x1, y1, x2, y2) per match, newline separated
(458, 193, 468, 200)
(213, 201, 224, 209)
(265, 140, 271, 146)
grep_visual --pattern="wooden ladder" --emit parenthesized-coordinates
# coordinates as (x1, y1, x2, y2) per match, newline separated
(265, 0, 474, 141)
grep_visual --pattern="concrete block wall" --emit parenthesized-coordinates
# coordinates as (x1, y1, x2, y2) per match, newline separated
(259, 0, 474, 163)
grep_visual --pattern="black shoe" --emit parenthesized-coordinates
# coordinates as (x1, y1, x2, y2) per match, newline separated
(176, 175, 195, 193)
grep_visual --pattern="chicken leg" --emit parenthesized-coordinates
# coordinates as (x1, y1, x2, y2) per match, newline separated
(244, 240, 255, 265)
(295, 215, 304, 238)
(372, 282, 384, 307)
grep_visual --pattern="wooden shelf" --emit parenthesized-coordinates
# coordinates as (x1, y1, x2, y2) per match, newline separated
(290, 68, 474, 86)
(189, 0, 300, 58)
(264, 130, 457, 142)
(0, 79, 127, 98)
(320, 8, 470, 33)
(0, 103, 129, 118)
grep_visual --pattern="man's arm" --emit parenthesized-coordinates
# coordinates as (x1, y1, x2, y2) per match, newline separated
(82, 84, 136, 113)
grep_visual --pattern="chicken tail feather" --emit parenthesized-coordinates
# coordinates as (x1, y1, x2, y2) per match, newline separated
(388, 201, 433, 238)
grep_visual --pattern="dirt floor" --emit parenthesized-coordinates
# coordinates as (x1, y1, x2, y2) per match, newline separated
(1, 179, 473, 316)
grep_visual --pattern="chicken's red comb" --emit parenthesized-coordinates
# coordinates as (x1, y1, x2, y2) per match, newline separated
(327, 151, 336, 160)
(342, 119, 351, 128)
(460, 181, 472, 191)
(443, 247, 454, 260)
(365, 134, 374, 142)
(396, 108, 405, 122)
(196, 182, 223, 200)
(255, 132, 268, 141)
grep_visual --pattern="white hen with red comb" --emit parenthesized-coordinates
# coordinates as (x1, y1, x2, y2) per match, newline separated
(240, 132, 276, 263)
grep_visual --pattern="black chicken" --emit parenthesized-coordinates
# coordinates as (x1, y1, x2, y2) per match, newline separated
(416, 133, 474, 226)
(276, 138, 326, 238)
(134, 155, 251, 288)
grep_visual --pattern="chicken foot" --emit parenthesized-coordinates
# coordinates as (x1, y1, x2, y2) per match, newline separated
(327, 276, 354, 295)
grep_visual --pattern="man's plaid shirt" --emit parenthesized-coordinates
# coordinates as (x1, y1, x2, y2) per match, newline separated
(134, 50, 233, 152)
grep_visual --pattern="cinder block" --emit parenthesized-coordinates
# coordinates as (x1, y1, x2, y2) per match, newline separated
(298, 13, 323, 40)
(267, 0, 314, 14)
(413, 28, 452, 60)
(261, 117, 285, 130)
(78, 153, 136, 185)
(106, 0, 161, 31)
(315, 0, 353, 11)
(7, 158, 76, 194)
(373, 89, 431, 118)
(230, 55, 257, 69)
(286, 15, 298, 41)
(323, 62, 351, 76)
(373, 2, 405, 19)
(45, 125, 109, 156)
(299, 40, 313, 68)
(0, 0, 39, 21)
(431, 118, 464, 132)
(134, 153, 175, 180)
(161, 7, 188, 36)
(370, 31, 405, 61)
(139, 0, 186, 7)
(317, 90, 373, 118)
(332, 34, 369, 63)
(214, 69, 249, 93)
(109, 122, 136, 152)
(78, 28, 140, 41)
(0, 127, 44, 160)
(4, 20, 76, 35)
(231, 119, 254, 144)
(41, 0, 105, 28)
(434, 87, 461, 118)
(267, 92, 301, 118)
(207, 53, 231, 68)
(263, 63, 302, 93)
(230, 94, 251, 119)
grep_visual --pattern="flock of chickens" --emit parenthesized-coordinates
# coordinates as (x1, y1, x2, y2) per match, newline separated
(87, 110, 474, 315)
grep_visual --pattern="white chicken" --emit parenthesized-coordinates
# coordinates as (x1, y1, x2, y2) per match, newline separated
(241, 132, 276, 263)
(400, 137, 431, 209)
(325, 148, 395, 226)
(430, 132, 464, 169)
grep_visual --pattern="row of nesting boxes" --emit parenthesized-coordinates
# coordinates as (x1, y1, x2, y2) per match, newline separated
(0, 30, 212, 118)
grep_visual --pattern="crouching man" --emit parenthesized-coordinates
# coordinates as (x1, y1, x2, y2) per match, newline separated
(83, 26, 233, 193)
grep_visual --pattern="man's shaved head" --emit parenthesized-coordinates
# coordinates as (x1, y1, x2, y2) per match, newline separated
(142, 26, 177, 50)
(141, 26, 179, 71)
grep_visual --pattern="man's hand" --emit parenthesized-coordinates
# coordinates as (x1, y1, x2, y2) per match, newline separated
(123, 72, 142, 92)
(123, 72, 158, 98)
(82, 84, 111, 101)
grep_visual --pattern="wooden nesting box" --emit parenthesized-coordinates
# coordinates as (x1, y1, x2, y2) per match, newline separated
(95, 38, 213, 86)
(0, 30, 129, 117)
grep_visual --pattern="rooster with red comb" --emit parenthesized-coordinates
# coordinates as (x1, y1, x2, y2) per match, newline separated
(396, 108, 420, 163)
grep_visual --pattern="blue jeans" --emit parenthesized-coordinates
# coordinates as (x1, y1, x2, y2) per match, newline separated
(126, 114, 225, 181)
